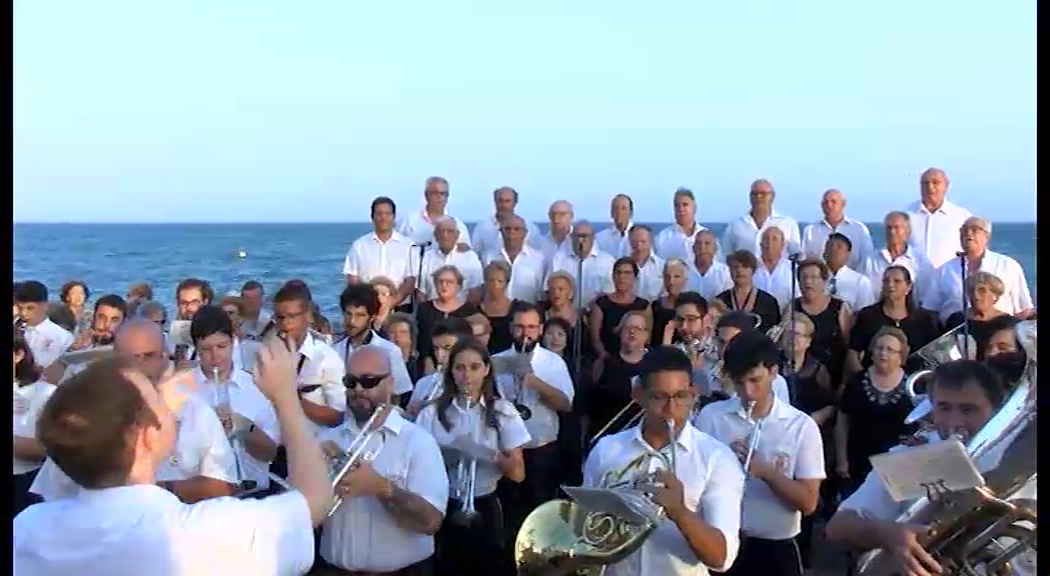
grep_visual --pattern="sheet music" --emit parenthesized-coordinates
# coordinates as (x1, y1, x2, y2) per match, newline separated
(562, 486, 662, 525)
(870, 438, 985, 503)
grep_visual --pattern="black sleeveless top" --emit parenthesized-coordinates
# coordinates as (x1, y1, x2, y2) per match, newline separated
(650, 298, 677, 347)
(794, 297, 846, 384)
(785, 354, 834, 415)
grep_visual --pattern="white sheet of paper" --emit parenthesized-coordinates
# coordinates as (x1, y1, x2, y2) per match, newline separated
(169, 320, 192, 347)
(870, 438, 985, 503)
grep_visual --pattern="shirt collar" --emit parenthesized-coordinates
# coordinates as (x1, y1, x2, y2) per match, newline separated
(743, 209, 781, 225)
(820, 215, 855, 229)
(343, 406, 406, 437)
(673, 221, 704, 236)
(610, 221, 635, 235)
(298, 331, 321, 360)
(913, 199, 958, 216)
(628, 420, 695, 454)
(729, 394, 791, 421)
(370, 230, 408, 244)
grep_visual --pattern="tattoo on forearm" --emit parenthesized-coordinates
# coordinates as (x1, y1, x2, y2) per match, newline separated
(379, 485, 439, 534)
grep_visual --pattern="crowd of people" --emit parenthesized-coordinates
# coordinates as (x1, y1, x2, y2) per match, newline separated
(12, 169, 1036, 576)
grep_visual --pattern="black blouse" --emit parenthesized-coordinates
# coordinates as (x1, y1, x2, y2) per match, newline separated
(795, 297, 847, 384)
(650, 298, 677, 348)
(481, 300, 519, 355)
(838, 370, 916, 477)
(850, 304, 941, 372)
(414, 300, 479, 360)
(586, 353, 644, 439)
(943, 312, 1009, 354)
(716, 288, 782, 333)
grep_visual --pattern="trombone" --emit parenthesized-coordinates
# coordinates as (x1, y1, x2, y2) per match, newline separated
(449, 395, 481, 526)
(327, 404, 391, 517)
(588, 398, 644, 448)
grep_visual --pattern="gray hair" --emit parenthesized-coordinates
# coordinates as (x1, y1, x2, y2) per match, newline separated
(884, 211, 911, 227)
(136, 300, 167, 321)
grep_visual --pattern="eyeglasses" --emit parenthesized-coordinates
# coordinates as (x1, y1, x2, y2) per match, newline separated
(646, 391, 693, 405)
(343, 373, 389, 390)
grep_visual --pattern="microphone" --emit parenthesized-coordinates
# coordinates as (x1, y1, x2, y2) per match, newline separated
(956, 251, 967, 258)
(788, 252, 803, 263)
(415, 241, 433, 248)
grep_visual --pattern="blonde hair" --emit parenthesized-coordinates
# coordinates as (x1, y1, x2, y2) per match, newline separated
(547, 271, 576, 294)
(369, 276, 397, 297)
(789, 314, 816, 337)
(966, 272, 1005, 299)
(616, 310, 651, 334)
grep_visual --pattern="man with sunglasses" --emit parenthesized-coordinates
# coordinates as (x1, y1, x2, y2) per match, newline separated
(315, 345, 448, 576)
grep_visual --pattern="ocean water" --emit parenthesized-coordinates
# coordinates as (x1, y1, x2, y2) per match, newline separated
(13, 222, 1037, 319)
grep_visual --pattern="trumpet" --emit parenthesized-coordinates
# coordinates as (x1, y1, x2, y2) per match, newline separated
(423, 365, 446, 404)
(327, 404, 390, 517)
(742, 400, 764, 476)
(211, 367, 257, 495)
(449, 395, 481, 526)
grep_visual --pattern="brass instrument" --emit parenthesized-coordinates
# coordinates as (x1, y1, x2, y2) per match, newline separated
(902, 324, 976, 424)
(588, 396, 644, 448)
(765, 310, 793, 345)
(512, 338, 538, 420)
(449, 395, 481, 526)
(856, 320, 1038, 576)
(516, 418, 679, 576)
(742, 400, 764, 475)
(423, 365, 446, 404)
(327, 404, 390, 517)
(210, 367, 257, 496)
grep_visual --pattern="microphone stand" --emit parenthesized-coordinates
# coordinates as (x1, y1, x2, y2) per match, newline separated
(572, 240, 585, 379)
(788, 253, 800, 373)
(410, 241, 430, 317)
(957, 251, 970, 358)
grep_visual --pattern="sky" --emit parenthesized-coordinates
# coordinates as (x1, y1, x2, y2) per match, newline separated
(13, 0, 1037, 224)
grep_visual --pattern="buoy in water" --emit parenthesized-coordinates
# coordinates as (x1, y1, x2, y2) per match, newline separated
(237, 250, 247, 259)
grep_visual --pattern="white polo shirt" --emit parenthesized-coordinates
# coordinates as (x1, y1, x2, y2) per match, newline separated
(13, 381, 56, 475)
(482, 245, 548, 303)
(924, 250, 1035, 322)
(721, 211, 803, 258)
(584, 423, 744, 576)
(595, 221, 634, 258)
(319, 410, 449, 572)
(193, 368, 280, 491)
(905, 199, 973, 269)
(24, 318, 75, 370)
(334, 332, 413, 397)
(653, 222, 709, 263)
(546, 248, 617, 306)
(30, 394, 239, 501)
(633, 252, 667, 302)
(342, 230, 415, 286)
(471, 215, 543, 258)
(398, 210, 473, 248)
(695, 396, 826, 540)
(491, 345, 575, 447)
(828, 266, 875, 312)
(753, 257, 800, 310)
(294, 333, 348, 437)
(687, 260, 734, 300)
(415, 398, 531, 498)
(407, 244, 485, 301)
(862, 245, 937, 305)
(801, 218, 874, 270)
(14, 485, 315, 576)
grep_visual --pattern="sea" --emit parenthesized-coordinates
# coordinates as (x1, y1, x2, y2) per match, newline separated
(13, 222, 1037, 319)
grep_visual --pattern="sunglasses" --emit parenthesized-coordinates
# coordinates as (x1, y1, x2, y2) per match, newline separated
(343, 373, 390, 390)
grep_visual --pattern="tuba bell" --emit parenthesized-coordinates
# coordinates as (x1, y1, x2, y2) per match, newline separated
(902, 324, 977, 424)
(856, 320, 1038, 576)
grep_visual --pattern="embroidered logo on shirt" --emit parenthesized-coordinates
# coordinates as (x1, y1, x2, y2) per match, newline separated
(771, 451, 792, 474)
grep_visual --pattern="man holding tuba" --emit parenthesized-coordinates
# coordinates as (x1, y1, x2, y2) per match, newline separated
(583, 345, 745, 576)
(826, 359, 1036, 576)
(315, 345, 448, 576)
(694, 331, 826, 576)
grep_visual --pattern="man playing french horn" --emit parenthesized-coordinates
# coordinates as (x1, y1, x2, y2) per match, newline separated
(315, 345, 448, 576)
(580, 345, 746, 576)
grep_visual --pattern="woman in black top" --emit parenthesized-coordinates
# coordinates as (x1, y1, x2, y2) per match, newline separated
(651, 258, 690, 347)
(415, 265, 478, 373)
(543, 271, 589, 371)
(590, 257, 650, 378)
(476, 260, 518, 354)
(585, 310, 649, 445)
(383, 312, 423, 384)
(848, 265, 941, 374)
(543, 316, 584, 487)
(716, 249, 782, 333)
(942, 271, 1013, 352)
(835, 326, 915, 497)
(793, 258, 852, 388)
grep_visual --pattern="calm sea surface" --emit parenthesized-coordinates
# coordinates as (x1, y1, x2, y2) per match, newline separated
(13, 222, 1037, 318)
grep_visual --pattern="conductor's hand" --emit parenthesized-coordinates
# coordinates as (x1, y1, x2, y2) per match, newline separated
(881, 522, 943, 576)
(255, 336, 298, 404)
(640, 469, 686, 518)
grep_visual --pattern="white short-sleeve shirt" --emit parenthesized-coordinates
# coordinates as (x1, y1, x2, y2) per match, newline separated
(862, 245, 937, 305)
(695, 396, 826, 540)
(342, 231, 415, 285)
(687, 260, 734, 300)
(398, 210, 473, 248)
(415, 398, 531, 497)
(633, 252, 667, 302)
(24, 318, 75, 371)
(481, 246, 548, 303)
(653, 222, 709, 263)
(595, 222, 635, 258)
(753, 257, 800, 310)
(828, 266, 875, 312)
(925, 250, 1035, 321)
(801, 218, 874, 270)
(334, 332, 413, 397)
(471, 216, 543, 259)
(491, 345, 575, 447)
(905, 199, 973, 269)
(407, 245, 485, 301)
(546, 249, 617, 306)
(14, 485, 315, 576)
(295, 334, 348, 437)
(721, 212, 803, 259)
(13, 381, 57, 475)
(584, 423, 745, 576)
(319, 410, 449, 572)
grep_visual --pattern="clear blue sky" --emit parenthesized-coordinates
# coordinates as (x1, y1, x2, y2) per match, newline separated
(14, 0, 1036, 224)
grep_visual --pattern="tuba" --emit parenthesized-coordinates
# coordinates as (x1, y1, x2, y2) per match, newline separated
(901, 324, 977, 424)
(516, 419, 678, 576)
(856, 320, 1038, 576)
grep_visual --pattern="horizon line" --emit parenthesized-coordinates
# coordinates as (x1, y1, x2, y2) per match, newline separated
(12, 219, 1040, 226)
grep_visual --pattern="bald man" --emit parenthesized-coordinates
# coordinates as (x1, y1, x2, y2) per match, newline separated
(535, 200, 576, 261)
(801, 189, 874, 270)
(316, 345, 448, 575)
(404, 216, 484, 302)
(30, 319, 239, 504)
(905, 168, 974, 268)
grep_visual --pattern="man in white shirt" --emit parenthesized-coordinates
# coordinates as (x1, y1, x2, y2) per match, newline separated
(405, 216, 484, 302)
(535, 200, 576, 261)
(823, 233, 876, 312)
(14, 336, 334, 576)
(695, 330, 825, 576)
(168, 277, 214, 364)
(827, 359, 1036, 576)
(722, 179, 803, 258)
(584, 345, 745, 576)
(801, 189, 874, 270)
(595, 193, 635, 257)
(628, 225, 666, 301)
(15, 280, 74, 370)
(32, 318, 241, 504)
(654, 187, 711, 262)
(471, 186, 542, 257)
(332, 284, 414, 401)
(925, 216, 1035, 322)
(862, 211, 936, 305)
(480, 213, 548, 303)
(343, 197, 417, 308)
(239, 280, 272, 341)
(546, 221, 616, 307)
(46, 294, 128, 384)
(688, 230, 733, 299)
(317, 346, 448, 575)
(753, 227, 799, 309)
(905, 167, 974, 269)
(712, 312, 792, 403)
(397, 176, 473, 249)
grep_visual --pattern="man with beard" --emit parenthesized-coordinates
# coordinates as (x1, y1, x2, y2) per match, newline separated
(315, 346, 447, 576)
(31, 319, 239, 504)
(168, 277, 214, 364)
(332, 284, 414, 404)
(44, 294, 128, 384)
